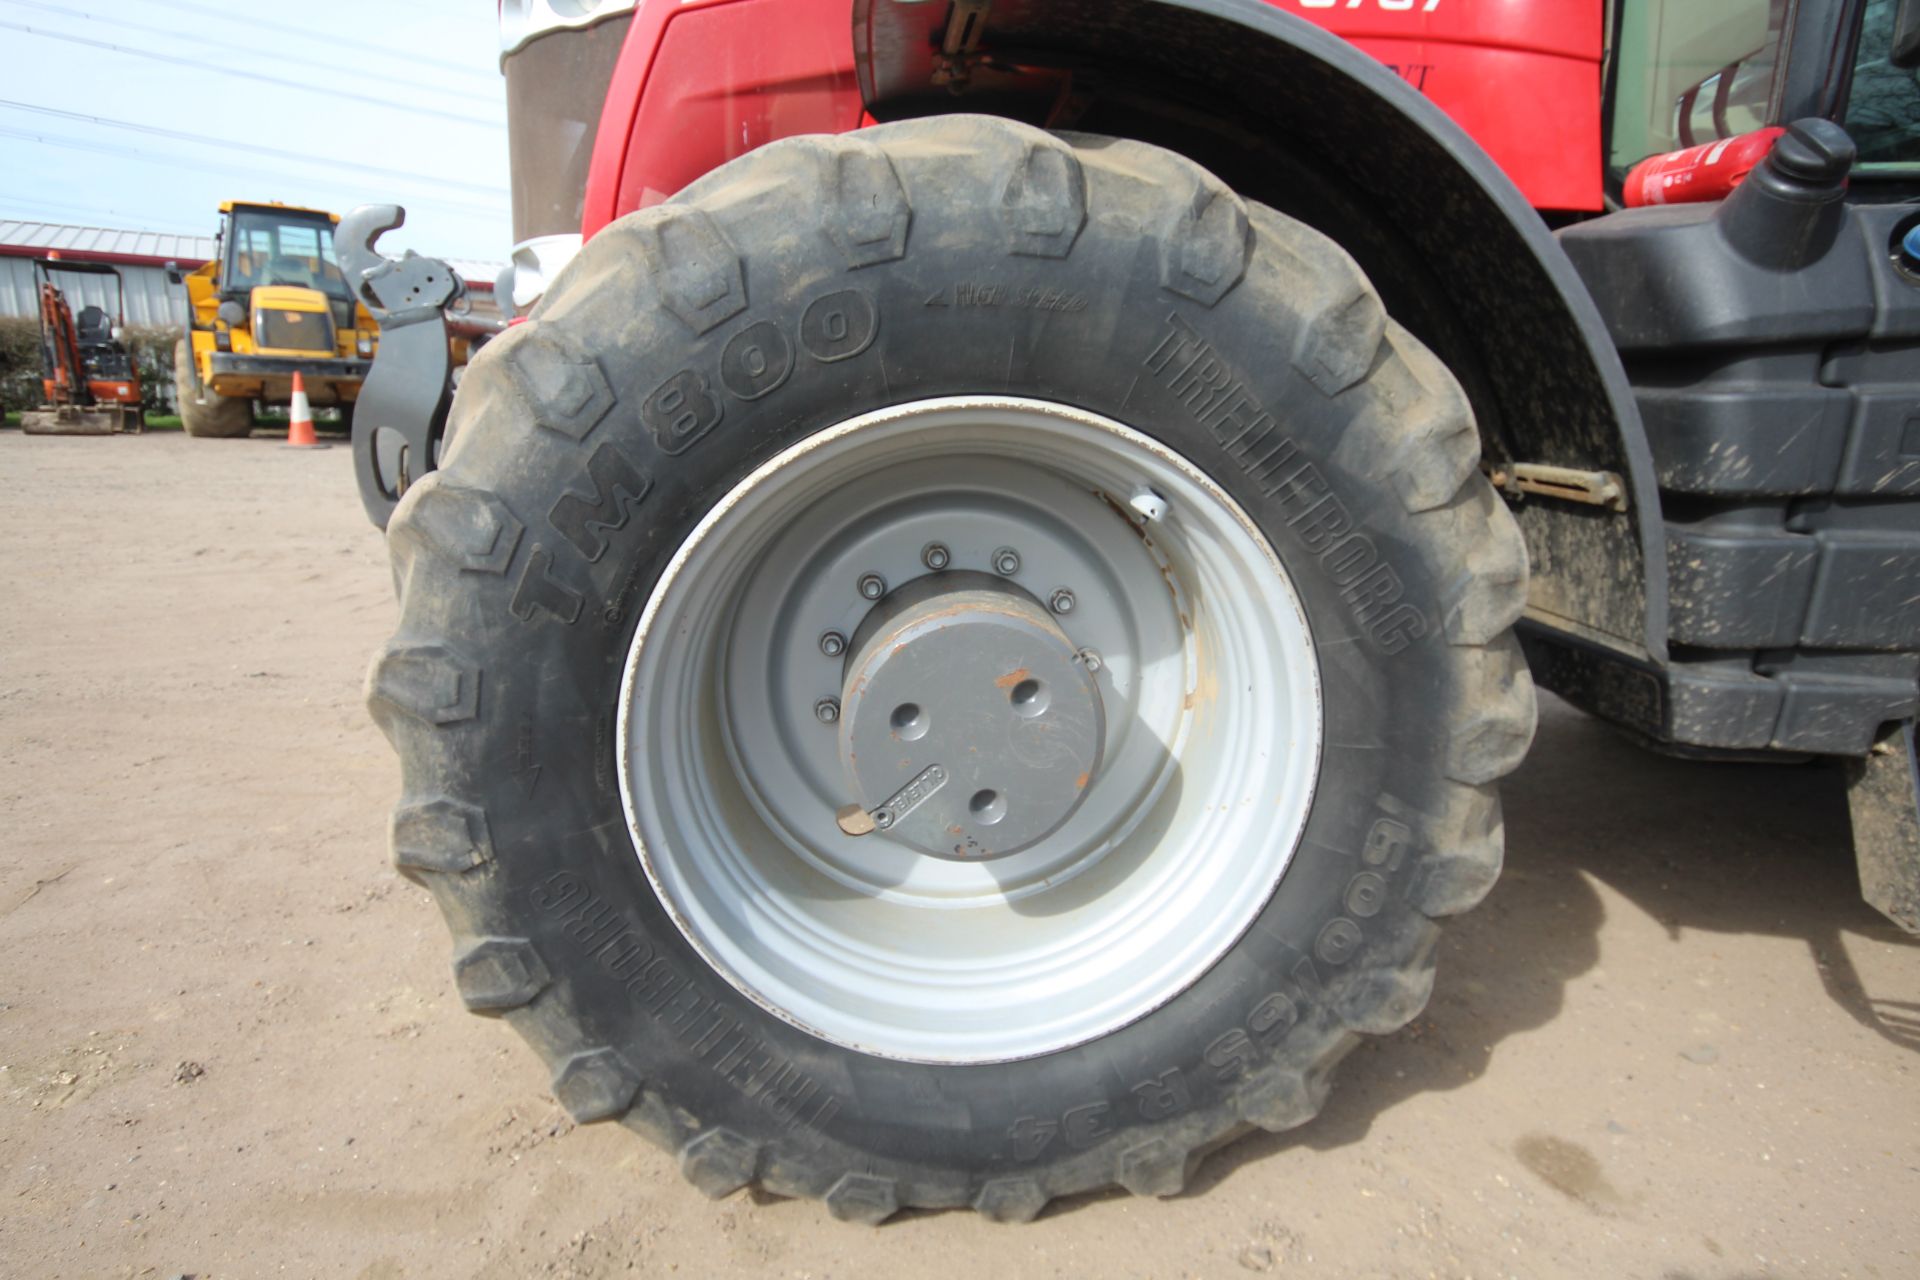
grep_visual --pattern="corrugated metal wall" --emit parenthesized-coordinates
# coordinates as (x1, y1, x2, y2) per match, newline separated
(0, 257, 187, 330)
(2, 258, 501, 328)
(0, 219, 214, 264)
(2, 221, 500, 330)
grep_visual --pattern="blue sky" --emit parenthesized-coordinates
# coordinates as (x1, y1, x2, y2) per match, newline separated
(0, 0, 512, 262)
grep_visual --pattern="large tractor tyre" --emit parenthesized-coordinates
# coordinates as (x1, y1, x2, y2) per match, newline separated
(370, 116, 1535, 1223)
(172, 338, 253, 438)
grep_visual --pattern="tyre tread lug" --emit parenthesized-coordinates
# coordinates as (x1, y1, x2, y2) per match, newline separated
(679, 1127, 762, 1198)
(391, 795, 491, 876)
(1000, 136, 1088, 258)
(1234, 1034, 1353, 1134)
(1160, 178, 1252, 306)
(972, 1175, 1049, 1224)
(1116, 1137, 1191, 1198)
(391, 474, 526, 574)
(632, 205, 747, 334)
(1244, 205, 1385, 395)
(1378, 322, 1480, 513)
(1408, 784, 1506, 918)
(1416, 476, 1532, 649)
(823, 1172, 899, 1225)
(452, 936, 550, 1014)
(502, 328, 617, 441)
(1333, 930, 1438, 1036)
(1445, 640, 1538, 786)
(367, 641, 480, 728)
(552, 1047, 643, 1124)
(821, 136, 912, 268)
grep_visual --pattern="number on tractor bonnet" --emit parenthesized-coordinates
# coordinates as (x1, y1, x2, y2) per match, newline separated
(1295, 0, 1444, 11)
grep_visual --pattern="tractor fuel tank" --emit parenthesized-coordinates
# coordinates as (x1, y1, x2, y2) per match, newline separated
(1556, 121, 1920, 757)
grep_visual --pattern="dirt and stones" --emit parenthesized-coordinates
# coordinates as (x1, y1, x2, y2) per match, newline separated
(1, 431, 1916, 1278)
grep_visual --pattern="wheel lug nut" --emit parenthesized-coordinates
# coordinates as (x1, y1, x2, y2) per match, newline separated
(1078, 647, 1103, 674)
(818, 631, 847, 658)
(873, 808, 895, 830)
(1049, 589, 1076, 615)
(992, 547, 1021, 576)
(858, 573, 887, 600)
(921, 542, 951, 571)
(814, 697, 841, 724)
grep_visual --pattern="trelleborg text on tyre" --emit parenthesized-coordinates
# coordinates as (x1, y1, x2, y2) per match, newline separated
(368, 115, 1536, 1224)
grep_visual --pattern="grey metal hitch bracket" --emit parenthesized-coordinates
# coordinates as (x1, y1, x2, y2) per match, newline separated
(336, 204, 461, 531)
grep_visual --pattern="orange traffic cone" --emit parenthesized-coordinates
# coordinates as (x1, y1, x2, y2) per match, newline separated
(284, 370, 326, 449)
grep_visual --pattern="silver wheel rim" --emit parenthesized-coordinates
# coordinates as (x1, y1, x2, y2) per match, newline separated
(618, 397, 1322, 1064)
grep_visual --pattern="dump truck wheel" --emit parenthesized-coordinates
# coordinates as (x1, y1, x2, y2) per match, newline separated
(173, 338, 253, 438)
(370, 116, 1535, 1223)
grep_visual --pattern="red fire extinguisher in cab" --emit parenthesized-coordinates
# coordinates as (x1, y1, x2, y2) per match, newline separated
(1623, 126, 1789, 208)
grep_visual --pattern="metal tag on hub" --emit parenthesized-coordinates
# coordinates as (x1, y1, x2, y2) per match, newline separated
(873, 764, 948, 830)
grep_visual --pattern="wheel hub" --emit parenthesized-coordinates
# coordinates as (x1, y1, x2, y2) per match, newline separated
(621, 397, 1323, 1062)
(837, 572, 1103, 859)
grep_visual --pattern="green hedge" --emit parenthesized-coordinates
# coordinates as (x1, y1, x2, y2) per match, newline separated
(0, 316, 180, 414)
(0, 316, 38, 414)
(125, 327, 180, 414)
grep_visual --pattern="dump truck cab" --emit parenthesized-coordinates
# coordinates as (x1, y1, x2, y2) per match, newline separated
(175, 202, 375, 433)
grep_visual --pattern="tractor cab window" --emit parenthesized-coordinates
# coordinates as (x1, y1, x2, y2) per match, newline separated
(1845, 0, 1920, 167)
(225, 210, 349, 300)
(1607, 0, 1790, 181)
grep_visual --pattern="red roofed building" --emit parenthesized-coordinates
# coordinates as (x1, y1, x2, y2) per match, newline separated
(0, 219, 500, 328)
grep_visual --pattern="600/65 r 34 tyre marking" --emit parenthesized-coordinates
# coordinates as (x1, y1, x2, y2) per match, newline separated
(369, 114, 1535, 1223)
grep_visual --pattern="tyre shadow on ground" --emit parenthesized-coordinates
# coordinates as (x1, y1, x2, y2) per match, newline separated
(1182, 694, 1918, 1198)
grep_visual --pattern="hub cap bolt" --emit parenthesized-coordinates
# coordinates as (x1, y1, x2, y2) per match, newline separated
(1049, 589, 1076, 615)
(921, 542, 951, 571)
(858, 573, 887, 601)
(992, 547, 1021, 576)
(818, 631, 847, 658)
(1079, 647, 1103, 674)
(872, 808, 895, 830)
(814, 697, 841, 724)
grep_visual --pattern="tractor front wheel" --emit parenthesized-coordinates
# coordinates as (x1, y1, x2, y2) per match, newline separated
(370, 116, 1535, 1223)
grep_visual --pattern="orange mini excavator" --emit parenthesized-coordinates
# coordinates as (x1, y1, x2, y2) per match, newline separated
(22, 257, 143, 436)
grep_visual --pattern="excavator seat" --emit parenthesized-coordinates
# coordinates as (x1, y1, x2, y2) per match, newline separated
(75, 305, 112, 345)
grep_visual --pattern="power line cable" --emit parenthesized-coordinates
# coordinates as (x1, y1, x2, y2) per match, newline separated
(0, 99, 508, 199)
(0, 21, 504, 131)
(0, 0, 503, 110)
(0, 193, 208, 236)
(140, 0, 500, 83)
(0, 126, 510, 221)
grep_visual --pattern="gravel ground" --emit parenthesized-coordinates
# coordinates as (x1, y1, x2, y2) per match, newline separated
(1, 429, 1916, 1279)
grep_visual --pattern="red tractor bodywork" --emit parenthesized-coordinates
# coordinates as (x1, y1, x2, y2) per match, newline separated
(580, 0, 1602, 240)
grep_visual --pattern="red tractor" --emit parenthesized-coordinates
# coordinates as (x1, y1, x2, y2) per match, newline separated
(21, 257, 143, 436)
(348, 0, 1920, 1222)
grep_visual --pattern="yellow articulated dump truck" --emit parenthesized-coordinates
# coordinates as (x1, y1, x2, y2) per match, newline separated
(170, 201, 375, 438)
